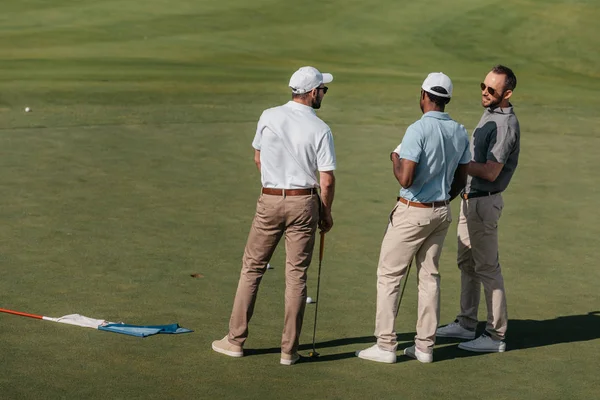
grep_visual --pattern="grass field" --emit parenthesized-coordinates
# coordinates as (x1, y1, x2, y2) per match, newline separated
(1, 0, 599, 399)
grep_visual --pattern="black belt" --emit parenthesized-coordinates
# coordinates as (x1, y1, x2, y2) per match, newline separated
(461, 190, 502, 200)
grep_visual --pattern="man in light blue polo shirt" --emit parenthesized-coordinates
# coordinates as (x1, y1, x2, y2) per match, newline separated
(398, 107, 471, 203)
(356, 72, 470, 364)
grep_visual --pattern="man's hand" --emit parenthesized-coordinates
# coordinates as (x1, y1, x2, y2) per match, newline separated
(319, 209, 333, 233)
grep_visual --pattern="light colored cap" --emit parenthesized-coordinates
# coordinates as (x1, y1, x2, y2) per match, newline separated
(289, 66, 333, 94)
(421, 72, 453, 98)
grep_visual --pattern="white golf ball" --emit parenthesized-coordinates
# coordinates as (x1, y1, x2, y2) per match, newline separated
(25, 107, 31, 112)
(306, 297, 313, 304)
(266, 263, 273, 270)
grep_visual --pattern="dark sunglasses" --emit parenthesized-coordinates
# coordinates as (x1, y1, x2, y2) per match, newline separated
(480, 82, 499, 96)
(315, 86, 328, 94)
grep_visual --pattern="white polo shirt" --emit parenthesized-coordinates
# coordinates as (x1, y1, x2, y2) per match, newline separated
(252, 101, 336, 189)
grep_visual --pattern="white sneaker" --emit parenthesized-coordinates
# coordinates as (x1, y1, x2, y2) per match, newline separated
(355, 344, 396, 364)
(458, 334, 506, 353)
(403, 345, 433, 363)
(280, 352, 301, 365)
(436, 321, 476, 339)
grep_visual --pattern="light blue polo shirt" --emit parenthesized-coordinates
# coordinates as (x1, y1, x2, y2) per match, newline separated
(397, 111, 471, 202)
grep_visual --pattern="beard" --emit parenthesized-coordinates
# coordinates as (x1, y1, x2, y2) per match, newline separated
(482, 94, 504, 109)
(312, 97, 322, 109)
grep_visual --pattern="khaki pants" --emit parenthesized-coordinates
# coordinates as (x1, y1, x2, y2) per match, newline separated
(456, 194, 507, 340)
(375, 201, 452, 353)
(228, 193, 319, 355)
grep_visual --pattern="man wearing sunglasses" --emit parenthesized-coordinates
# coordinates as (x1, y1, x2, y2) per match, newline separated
(356, 72, 470, 364)
(212, 66, 336, 365)
(437, 65, 520, 353)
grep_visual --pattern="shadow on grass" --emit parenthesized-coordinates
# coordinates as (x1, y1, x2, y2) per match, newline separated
(247, 312, 600, 363)
(245, 332, 415, 357)
(506, 311, 600, 349)
(435, 311, 600, 362)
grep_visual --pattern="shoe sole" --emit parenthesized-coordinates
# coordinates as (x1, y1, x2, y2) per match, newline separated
(280, 356, 300, 365)
(212, 343, 243, 357)
(458, 344, 506, 353)
(356, 351, 396, 364)
(403, 349, 433, 363)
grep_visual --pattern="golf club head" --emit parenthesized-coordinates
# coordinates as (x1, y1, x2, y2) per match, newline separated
(308, 351, 320, 359)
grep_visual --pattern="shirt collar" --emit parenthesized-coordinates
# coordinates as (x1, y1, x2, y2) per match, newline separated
(286, 100, 316, 115)
(422, 111, 451, 120)
(487, 103, 514, 114)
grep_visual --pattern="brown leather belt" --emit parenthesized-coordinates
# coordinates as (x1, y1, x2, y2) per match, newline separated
(262, 188, 316, 196)
(397, 197, 448, 208)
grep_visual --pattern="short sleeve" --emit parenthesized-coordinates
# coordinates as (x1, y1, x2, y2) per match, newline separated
(317, 130, 336, 171)
(488, 124, 517, 164)
(398, 123, 423, 163)
(252, 113, 265, 150)
(459, 127, 472, 164)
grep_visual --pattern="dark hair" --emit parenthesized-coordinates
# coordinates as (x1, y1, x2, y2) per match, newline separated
(491, 65, 517, 91)
(425, 86, 451, 108)
(292, 92, 311, 100)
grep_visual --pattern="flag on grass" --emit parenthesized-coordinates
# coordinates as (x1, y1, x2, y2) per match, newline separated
(0, 308, 192, 337)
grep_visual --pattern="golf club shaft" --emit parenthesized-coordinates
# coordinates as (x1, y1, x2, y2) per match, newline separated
(311, 231, 325, 353)
(319, 229, 325, 262)
(394, 259, 412, 318)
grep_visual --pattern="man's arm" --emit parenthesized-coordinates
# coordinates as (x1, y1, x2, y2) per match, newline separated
(467, 160, 503, 182)
(391, 152, 417, 188)
(449, 164, 469, 201)
(319, 171, 335, 233)
(254, 149, 261, 172)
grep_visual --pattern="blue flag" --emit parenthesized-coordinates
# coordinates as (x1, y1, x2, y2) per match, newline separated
(99, 323, 193, 337)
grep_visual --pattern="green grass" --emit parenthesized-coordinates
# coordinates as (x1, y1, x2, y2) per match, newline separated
(1, 0, 599, 399)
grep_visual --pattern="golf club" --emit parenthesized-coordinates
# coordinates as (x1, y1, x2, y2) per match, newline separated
(395, 258, 413, 318)
(308, 231, 325, 359)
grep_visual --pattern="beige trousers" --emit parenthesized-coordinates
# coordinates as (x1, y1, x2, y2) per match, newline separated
(228, 193, 319, 355)
(375, 201, 452, 353)
(456, 194, 507, 340)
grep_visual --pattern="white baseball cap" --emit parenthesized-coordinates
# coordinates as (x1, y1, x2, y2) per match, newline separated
(289, 66, 333, 94)
(421, 72, 453, 98)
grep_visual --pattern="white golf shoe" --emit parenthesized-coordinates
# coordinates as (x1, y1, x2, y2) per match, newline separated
(280, 352, 301, 366)
(458, 334, 506, 353)
(355, 344, 396, 364)
(436, 321, 476, 339)
(403, 345, 433, 363)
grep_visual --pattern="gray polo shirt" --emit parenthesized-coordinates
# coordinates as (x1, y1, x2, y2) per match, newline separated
(465, 104, 520, 194)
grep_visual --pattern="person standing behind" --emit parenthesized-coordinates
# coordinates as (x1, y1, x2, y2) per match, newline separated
(211, 66, 336, 366)
(356, 73, 470, 364)
(436, 65, 520, 353)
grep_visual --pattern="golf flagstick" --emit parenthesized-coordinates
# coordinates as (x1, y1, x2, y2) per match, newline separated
(309, 231, 325, 358)
(0, 307, 193, 337)
(0, 307, 111, 328)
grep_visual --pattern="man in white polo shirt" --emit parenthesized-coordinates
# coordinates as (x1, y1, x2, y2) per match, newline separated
(212, 66, 336, 366)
